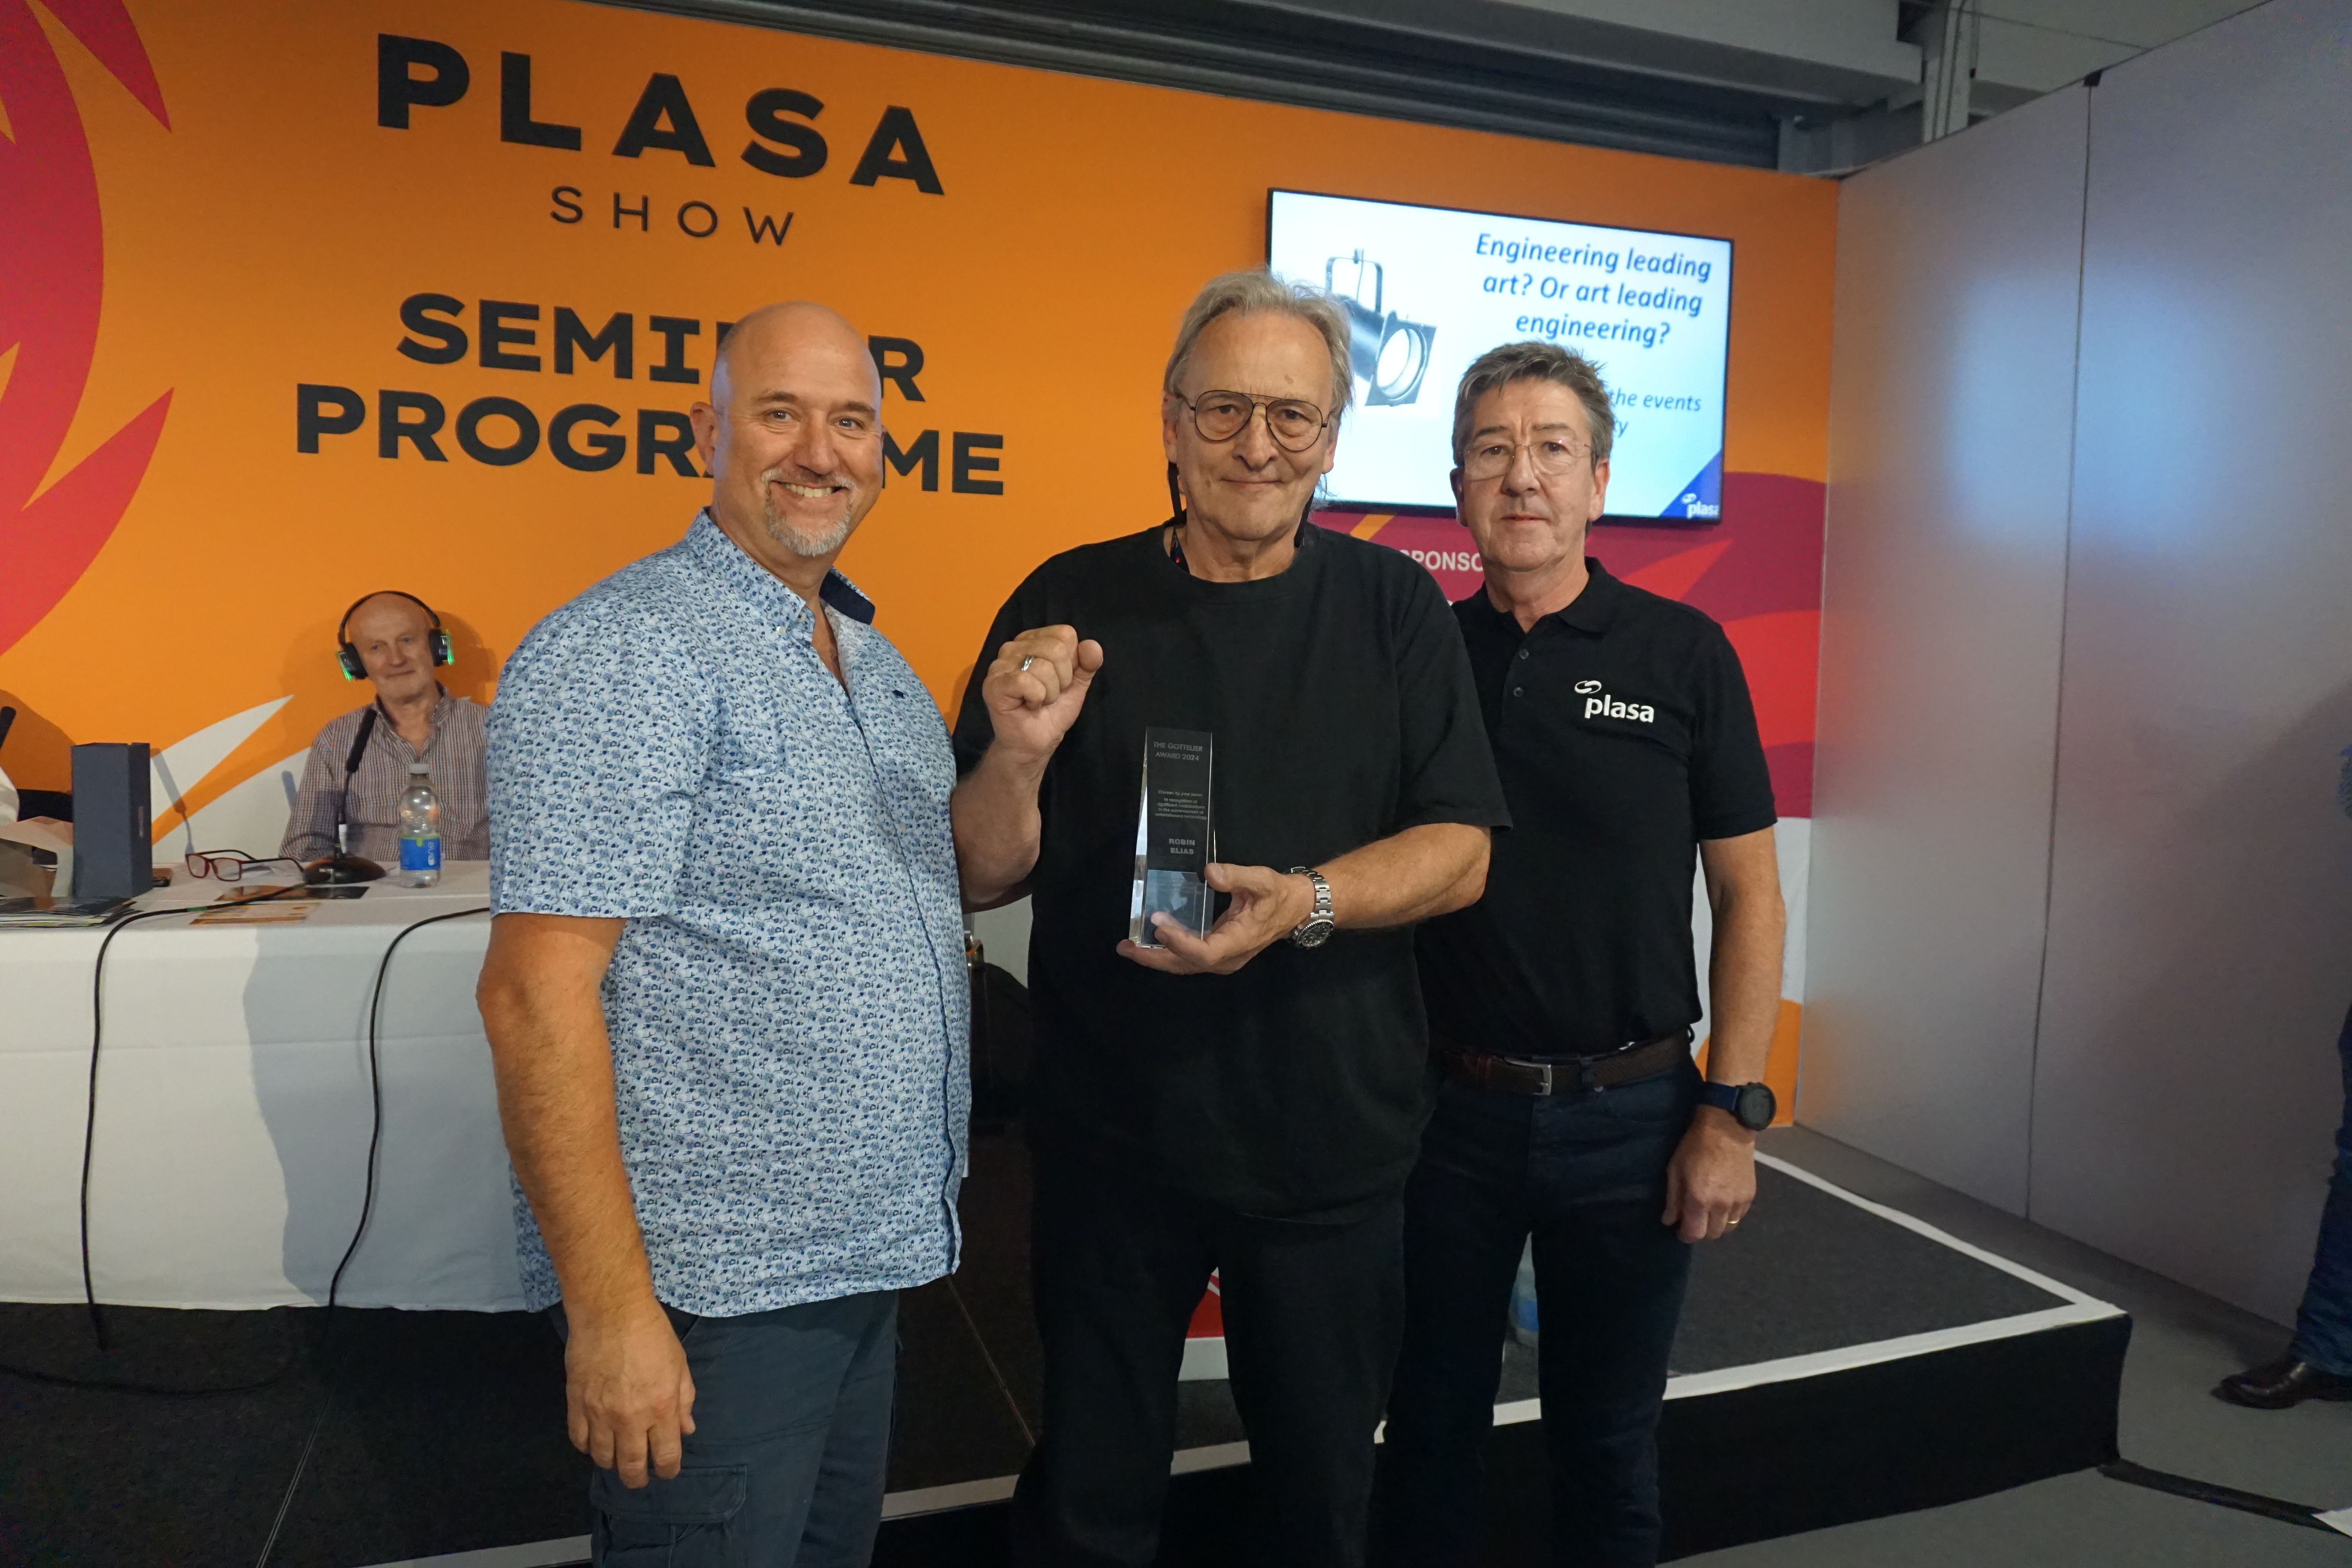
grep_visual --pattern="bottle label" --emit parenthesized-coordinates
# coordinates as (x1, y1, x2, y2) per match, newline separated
(400, 835, 441, 872)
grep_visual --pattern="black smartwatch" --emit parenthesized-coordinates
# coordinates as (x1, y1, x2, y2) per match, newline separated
(1698, 1081, 1775, 1132)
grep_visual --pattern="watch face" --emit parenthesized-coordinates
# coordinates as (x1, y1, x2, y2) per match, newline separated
(1735, 1083, 1777, 1131)
(1294, 918, 1336, 949)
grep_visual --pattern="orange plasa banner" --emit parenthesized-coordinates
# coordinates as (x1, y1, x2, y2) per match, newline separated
(0, 0, 1833, 830)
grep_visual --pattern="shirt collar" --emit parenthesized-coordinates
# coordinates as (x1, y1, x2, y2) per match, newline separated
(684, 509, 877, 626)
(1551, 557, 1622, 635)
(1464, 556, 1623, 637)
(372, 683, 455, 734)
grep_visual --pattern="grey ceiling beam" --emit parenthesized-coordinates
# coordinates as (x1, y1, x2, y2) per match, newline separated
(593, 0, 1801, 167)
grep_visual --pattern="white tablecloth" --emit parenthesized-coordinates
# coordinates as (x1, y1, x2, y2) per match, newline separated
(0, 864, 526, 1309)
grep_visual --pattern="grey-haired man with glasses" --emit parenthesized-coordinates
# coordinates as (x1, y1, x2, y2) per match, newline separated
(949, 269, 1510, 1567)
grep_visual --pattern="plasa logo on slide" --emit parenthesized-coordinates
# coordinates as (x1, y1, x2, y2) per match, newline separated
(1582, 686, 1656, 723)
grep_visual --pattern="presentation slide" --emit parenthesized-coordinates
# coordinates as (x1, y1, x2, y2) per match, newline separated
(1267, 190, 1732, 520)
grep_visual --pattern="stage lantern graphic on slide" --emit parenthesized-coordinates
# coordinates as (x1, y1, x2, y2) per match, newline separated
(1267, 190, 1733, 522)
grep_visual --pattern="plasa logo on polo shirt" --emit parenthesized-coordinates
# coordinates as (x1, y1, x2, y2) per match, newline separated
(1582, 686, 1656, 723)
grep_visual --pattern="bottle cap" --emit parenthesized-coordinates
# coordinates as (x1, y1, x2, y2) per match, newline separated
(408, 761, 430, 774)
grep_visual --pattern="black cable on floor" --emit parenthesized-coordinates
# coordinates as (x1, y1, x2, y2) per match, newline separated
(321, 906, 493, 1323)
(0, 897, 489, 1397)
(0, 888, 317, 1396)
(83, 894, 300, 1348)
(2100, 1458, 2339, 1533)
(252, 1388, 339, 1568)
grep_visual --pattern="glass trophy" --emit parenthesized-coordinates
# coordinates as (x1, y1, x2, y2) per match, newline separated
(1129, 727, 1214, 948)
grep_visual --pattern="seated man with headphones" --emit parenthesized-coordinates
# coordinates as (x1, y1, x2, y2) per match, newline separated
(281, 590, 490, 866)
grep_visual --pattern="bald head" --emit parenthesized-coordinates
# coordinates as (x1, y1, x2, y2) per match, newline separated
(343, 592, 441, 704)
(690, 299, 889, 574)
(711, 301, 880, 414)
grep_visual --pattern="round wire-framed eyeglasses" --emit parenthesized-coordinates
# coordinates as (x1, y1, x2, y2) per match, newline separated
(1172, 390, 1332, 453)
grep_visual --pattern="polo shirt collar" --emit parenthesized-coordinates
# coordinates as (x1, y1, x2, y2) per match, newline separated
(1551, 557, 1623, 635)
(1465, 556, 1623, 637)
(685, 509, 877, 626)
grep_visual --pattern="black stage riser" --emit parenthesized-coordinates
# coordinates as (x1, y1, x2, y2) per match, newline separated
(874, 1315, 2132, 1566)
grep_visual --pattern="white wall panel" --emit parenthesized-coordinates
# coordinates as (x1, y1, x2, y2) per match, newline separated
(2028, 0, 2352, 1322)
(1803, 87, 2089, 1212)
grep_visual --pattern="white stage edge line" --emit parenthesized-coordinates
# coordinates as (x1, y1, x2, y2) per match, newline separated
(1170, 1439, 1252, 1475)
(882, 1474, 1019, 1518)
(1754, 1151, 2116, 1311)
(354, 1537, 588, 1568)
(359, 1155, 2134, 1556)
(1493, 1301, 2119, 1426)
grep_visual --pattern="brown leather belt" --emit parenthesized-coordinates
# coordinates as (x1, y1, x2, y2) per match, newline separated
(1434, 1030, 1690, 1096)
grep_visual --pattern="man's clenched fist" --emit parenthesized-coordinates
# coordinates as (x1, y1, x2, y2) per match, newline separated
(983, 625, 1103, 765)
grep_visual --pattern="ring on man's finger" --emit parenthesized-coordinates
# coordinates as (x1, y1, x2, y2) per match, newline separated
(1018, 655, 1035, 673)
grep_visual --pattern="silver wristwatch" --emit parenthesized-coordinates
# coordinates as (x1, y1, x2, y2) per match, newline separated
(1289, 866, 1335, 948)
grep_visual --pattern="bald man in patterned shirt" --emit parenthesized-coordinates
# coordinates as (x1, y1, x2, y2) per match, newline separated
(479, 302, 967, 1568)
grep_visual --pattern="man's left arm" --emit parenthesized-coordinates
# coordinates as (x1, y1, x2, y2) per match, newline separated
(1663, 827, 1787, 1242)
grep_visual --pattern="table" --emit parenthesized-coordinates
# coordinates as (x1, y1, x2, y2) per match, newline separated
(0, 864, 524, 1309)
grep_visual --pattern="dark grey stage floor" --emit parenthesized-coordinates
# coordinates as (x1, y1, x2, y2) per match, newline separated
(0, 1134, 2111, 1568)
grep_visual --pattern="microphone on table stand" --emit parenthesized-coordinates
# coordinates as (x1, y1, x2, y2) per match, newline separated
(305, 706, 385, 885)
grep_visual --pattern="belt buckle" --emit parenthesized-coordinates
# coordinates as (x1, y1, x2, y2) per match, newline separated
(1532, 1060, 1554, 1095)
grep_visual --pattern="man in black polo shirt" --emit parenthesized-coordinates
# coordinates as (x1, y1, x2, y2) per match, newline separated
(950, 270, 1509, 1568)
(1379, 341, 1787, 1568)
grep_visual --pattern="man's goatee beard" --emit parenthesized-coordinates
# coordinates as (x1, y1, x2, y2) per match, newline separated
(761, 502, 855, 558)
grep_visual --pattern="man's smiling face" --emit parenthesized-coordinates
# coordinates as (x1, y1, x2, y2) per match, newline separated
(1162, 310, 1338, 546)
(695, 303, 886, 562)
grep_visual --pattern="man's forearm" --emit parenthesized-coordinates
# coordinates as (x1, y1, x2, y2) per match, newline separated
(482, 976, 656, 1318)
(1703, 880, 1785, 1085)
(950, 744, 1048, 909)
(1321, 822, 1490, 930)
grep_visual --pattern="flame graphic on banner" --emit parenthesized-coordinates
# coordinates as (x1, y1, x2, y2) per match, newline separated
(0, 0, 172, 656)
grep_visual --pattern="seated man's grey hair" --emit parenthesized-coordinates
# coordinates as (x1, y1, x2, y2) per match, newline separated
(1451, 340, 1614, 469)
(1163, 269, 1355, 424)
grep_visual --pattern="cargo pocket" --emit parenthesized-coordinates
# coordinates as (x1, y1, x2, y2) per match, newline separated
(590, 1463, 749, 1568)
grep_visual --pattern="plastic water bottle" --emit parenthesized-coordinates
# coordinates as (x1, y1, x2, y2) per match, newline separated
(1509, 1238, 1539, 1349)
(397, 762, 441, 887)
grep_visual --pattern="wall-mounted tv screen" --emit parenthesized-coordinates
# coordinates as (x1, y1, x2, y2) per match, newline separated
(1266, 189, 1732, 522)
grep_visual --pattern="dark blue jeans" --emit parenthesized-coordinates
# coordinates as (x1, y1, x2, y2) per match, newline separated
(1379, 1059, 1700, 1568)
(552, 1290, 898, 1568)
(2291, 1002, 2352, 1375)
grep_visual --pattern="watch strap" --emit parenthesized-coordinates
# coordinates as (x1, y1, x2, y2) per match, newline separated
(1287, 866, 1333, 942)
(1700, 1080, 1775, 1131)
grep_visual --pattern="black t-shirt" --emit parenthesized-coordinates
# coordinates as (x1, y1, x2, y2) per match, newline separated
(1417, 558, 1776, 1059)
(952, 522, 1510, 1217)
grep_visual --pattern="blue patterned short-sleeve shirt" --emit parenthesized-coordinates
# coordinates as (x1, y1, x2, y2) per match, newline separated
(489, 512, 969, 1316)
